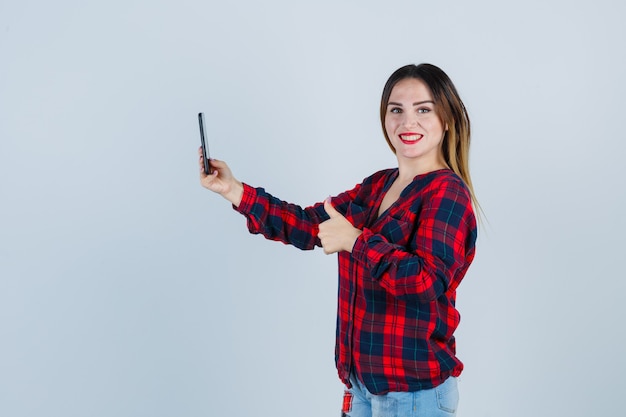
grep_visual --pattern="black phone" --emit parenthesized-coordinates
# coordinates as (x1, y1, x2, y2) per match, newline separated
(198, 112, 212, 174)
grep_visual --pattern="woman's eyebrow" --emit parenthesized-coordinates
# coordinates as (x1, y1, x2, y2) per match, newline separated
(387, 100, 434, 106)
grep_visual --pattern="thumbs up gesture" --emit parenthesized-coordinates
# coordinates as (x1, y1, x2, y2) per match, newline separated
(318, 198, 363, 255)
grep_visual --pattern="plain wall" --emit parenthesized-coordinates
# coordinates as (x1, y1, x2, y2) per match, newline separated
(1, 1, 625, 416)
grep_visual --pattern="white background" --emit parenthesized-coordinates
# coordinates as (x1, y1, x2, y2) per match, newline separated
(1, 1, 625, 416)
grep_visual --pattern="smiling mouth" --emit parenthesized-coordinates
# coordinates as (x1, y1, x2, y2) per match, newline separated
(399, 133, 423, 144)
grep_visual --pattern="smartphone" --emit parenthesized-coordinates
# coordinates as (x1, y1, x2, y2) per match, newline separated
(198, 112, 212, 174)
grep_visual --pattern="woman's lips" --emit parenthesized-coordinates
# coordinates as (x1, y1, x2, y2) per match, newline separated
(399, 133, 423, 144)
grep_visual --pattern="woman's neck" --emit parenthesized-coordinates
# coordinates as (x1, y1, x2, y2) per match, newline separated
(396, 159, 449, 182)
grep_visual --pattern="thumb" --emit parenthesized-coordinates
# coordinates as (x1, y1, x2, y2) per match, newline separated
(324, 197, 341, 218)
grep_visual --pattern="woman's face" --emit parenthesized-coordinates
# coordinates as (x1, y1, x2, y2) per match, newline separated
(384, 77, 447, 170)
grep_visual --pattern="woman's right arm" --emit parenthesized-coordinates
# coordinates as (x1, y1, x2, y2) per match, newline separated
(234, 184, 328, 250)
(199, 150, 352, 251)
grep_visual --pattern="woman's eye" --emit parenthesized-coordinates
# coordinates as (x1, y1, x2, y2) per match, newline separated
(390, 107, 402, 114)
(417, 108, 431, 114)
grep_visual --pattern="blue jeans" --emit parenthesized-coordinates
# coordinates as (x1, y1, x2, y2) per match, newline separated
(342, 373, 459, 417)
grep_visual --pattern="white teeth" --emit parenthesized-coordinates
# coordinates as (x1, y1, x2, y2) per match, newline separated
(400, 134, 422, 141)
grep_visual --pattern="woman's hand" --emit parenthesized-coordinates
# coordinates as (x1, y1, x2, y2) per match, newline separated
(318, 198, 362, 254)
(198, 148, 244, 207)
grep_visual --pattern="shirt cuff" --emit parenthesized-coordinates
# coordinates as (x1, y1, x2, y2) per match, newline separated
(351, 228, 383, 268)
(233, 183, 257, 214)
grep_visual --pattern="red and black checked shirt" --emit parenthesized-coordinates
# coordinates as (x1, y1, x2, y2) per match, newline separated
(235, 168, 477, 394)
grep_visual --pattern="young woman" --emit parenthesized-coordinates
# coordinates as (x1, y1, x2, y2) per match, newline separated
(199, 63, 478, 417)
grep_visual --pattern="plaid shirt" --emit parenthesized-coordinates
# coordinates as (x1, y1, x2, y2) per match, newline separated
(235, 168, 477, 394)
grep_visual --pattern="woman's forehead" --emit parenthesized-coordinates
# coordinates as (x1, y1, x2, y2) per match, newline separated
(389, 78, 433, 101)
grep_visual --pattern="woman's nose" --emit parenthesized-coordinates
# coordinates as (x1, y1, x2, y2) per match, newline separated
(403, 114, 419, 128)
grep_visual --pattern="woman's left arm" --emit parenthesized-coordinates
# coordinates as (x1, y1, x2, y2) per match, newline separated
(351, 179, 478, 302)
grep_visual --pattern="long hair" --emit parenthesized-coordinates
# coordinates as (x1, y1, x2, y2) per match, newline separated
(380, 63, 480, 211)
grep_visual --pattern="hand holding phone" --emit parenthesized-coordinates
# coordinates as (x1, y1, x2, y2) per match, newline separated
(198, 112, 212, 174)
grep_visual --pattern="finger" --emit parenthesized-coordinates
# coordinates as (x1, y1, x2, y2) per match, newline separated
(209, 158, 226, 167)
(322, 241, 337, 255)
(323, 197, 341, 219)
(199, 156, 207, 176)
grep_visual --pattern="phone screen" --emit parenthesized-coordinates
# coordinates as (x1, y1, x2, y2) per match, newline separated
(198, 112, 212, 174)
